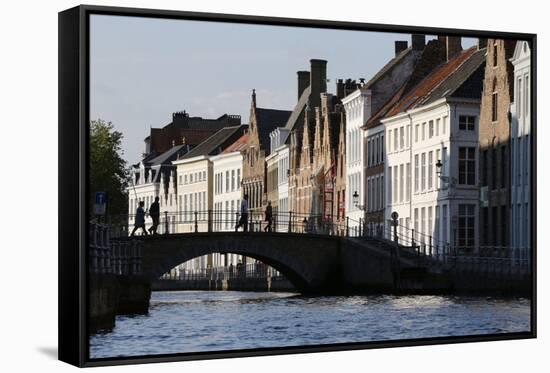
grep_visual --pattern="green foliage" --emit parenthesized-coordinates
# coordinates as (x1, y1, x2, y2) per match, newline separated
(89, 119, 128, 217)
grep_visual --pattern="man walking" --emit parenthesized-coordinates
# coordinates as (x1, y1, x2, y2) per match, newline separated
(264, 200, 273, 232)
(148, 196, 160, 235)
(131, 200, 148, 236)
(235, 194, 249, 232)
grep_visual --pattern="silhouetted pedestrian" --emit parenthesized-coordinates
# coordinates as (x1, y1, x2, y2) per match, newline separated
(235, 194, 249, 232)
(131, 201, 148, 236)
(264, 201, 273, 232)
(148, 196, 160, 235)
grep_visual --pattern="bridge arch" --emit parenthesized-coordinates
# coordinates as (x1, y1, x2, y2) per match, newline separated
(132, 232, 343, 293)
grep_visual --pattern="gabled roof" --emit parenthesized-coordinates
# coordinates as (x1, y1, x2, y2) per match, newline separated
(284, 86, 312, 133)
(369, 46, 485, 125)
(179, 125, 248, 160)
(222, 134, 249, 154)
(147, 144, 187, 166)
(255, 107, 292, 155)
(364, 47, 414, 89)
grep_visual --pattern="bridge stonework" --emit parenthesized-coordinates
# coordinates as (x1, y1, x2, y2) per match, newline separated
(118, 232, 419, 294)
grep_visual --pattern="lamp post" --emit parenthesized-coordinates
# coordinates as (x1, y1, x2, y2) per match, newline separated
(435, 159, 457, 190)
(352, 190, 367, 236)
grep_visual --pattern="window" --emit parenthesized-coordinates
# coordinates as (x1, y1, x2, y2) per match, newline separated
(415, 124, 419, 142)
(422, 122, 426, 140)
(435, 206, 440, 244)
(184, 174, 188, 184)
(414, 208, 419, 241)
(231, 170, 235, 191)
(442, 204, 448, 244)
(435, 118, 440, 136)
(225, 171, 230, 192)
(458, 204, 475, 248)
(190, 173, 193, 183)
(428, 151, 433, 189)
(459, 147, 476, 185)
(380, 133, 384, 163)
(421, 207, 426, 238)
(492, 79, 498, 122)
(517, 77, 522, 118)
(399, 164, 404, 203)
(394, 128, 398, 151)
(525, 75, 529, 116)
(414, 154, 419, 192)
(400, 126, 404, 149)
(387, 167, 392, 205)
(406, 125, 411, 147)
(393, 166, 398, 202)
(237, 169, 241, 189)
(459, 115, 476, 131)
(421, 153, 426, 191)
(435, 149, 441, 189)
(442, 116, 447, 135)
(429, 120, 434, 138)
(428, 206, 433, 239)
(406, 163, 411, 201)
(387, 130, 392, 153)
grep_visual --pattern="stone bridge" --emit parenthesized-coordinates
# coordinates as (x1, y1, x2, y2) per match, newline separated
(114, 232, 430, 294)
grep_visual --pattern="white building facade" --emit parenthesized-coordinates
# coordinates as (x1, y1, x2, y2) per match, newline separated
(342, 87, 371, 227)
(211, 150, 243, 267)
(269, 127, 291, 231)
(173, 155, 212, 272)
(384, 97, 481, 250)
(509, 41, 531, 261)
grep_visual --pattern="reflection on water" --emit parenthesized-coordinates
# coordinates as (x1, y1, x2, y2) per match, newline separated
(90, 291, 531, 358)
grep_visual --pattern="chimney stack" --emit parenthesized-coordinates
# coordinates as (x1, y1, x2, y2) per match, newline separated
(446, 36, 462, 60)
(478, 38, 488, 50)
(412, 34, 426, 51)
(297, 71, 310, 100)
(336, 79, 344, 100)
(310, 59, 327, 109)
(395, 41, 408, 56)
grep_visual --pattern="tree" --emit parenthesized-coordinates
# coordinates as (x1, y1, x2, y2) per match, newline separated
(89, 119, 128, 218)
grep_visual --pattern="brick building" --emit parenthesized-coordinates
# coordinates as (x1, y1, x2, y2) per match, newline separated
(478, 39, 516, 248)
(143, 110, 241, 157)
(242, 90, 291, 223)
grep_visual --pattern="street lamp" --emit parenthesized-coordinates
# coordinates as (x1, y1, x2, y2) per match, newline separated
(352, 190, 360, 208)
(435, 159, 457, 189)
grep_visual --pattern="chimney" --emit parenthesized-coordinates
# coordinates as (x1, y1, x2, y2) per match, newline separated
(297, 71, 310, 100)
(478, 38, 488, 50)
(310, 59, 327, 109)
(336, 79, 344, 100)
(438, 36, 462, 61)
(412, 34, 426, 51)
(395, 41, 408, 56)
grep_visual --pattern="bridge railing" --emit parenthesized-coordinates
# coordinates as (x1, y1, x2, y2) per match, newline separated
(107, 210, 364, 238)
(376, 224, 531, 275)
(89, 222, 143, 275)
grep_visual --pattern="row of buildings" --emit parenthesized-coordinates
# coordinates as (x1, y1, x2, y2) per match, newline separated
(127, 35, 532, 274)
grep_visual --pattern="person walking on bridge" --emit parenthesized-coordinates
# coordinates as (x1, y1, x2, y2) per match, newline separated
(148, 196, 160, 235)
(235, 194, 249, 232)
(264, 200, 273, 232)
(131, 200, 148, 236)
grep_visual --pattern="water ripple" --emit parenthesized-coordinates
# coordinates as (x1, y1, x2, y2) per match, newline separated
(90, 291, 531, 358)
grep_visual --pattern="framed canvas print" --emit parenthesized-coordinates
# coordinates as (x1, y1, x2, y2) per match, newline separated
(58, 4, 536, 367)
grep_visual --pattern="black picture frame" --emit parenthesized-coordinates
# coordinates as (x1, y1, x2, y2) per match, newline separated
(58, 4, 537, 367)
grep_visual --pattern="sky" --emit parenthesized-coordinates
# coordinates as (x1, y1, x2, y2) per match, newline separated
(90, 15, 476, 164)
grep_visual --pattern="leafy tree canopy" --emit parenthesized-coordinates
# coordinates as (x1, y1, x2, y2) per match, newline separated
(89, 119, 128, 218)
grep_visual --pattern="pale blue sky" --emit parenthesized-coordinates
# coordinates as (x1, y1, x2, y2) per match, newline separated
(90, 15, 475, 163)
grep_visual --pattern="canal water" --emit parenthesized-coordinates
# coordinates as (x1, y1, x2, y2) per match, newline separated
(89, 291, 531, 358)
